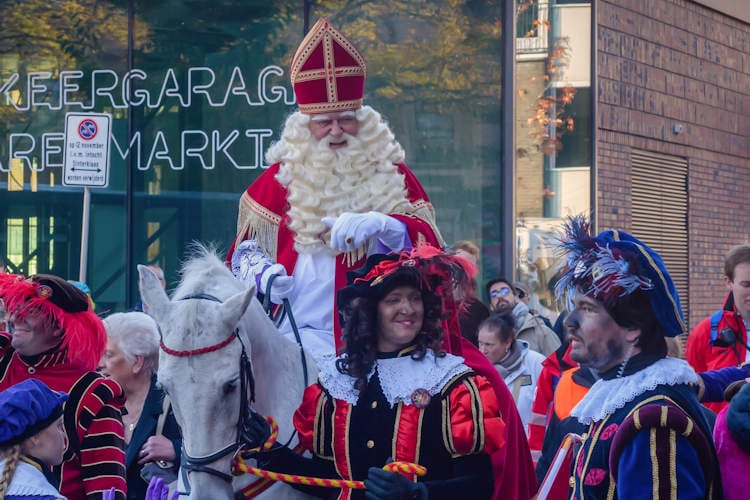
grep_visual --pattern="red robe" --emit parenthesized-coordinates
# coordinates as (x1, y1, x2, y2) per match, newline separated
(226, 162, 444, 353)
(227, 162, 537, 498)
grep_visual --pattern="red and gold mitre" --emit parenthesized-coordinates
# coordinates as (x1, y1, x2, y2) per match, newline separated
(290, 18, 366, 114)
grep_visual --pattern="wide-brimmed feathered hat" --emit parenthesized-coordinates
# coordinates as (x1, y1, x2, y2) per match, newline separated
(0, 273, 106, 370)
(337, 246, 476, 352)
(554, 216, 685, 337)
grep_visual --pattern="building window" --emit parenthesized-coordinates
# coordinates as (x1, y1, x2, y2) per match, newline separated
(516, 0, 549, 56)
(514, 0, 592, 317)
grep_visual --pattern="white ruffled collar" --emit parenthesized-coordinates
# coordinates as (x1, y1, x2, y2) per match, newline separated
(0, 458, 66, 499)
(318, 350, 471, 406)
(571, 357, 698, 425)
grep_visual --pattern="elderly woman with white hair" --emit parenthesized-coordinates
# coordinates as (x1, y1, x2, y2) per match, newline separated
(100, 311, 181, 500)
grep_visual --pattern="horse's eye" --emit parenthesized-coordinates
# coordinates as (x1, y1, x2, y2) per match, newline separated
(222, 380, 238, 395)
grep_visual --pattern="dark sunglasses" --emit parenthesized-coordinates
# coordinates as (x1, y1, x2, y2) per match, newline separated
(489, 287, 512, 298)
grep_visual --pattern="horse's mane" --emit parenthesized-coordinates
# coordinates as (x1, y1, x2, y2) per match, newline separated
(173, 243, 244, 301)
(163, 243, 247, 345)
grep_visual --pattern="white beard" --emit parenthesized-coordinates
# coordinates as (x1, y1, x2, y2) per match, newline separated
(269, 106, 414, 252)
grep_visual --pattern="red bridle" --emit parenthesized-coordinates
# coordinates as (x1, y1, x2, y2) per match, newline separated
(158, 292, 255, 492)
(158, 292, 240, 357)
(159, 330, 236, 357)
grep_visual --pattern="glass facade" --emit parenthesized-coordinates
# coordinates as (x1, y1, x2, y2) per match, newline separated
(0, 1, 509, 312)
(513, 0, 592, 316)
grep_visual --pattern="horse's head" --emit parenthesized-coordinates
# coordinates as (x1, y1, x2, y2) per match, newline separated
(138, 246, 257, 499)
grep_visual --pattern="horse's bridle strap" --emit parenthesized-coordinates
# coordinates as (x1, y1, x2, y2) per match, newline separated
(181, 442, 239, 484)
(159, 332, 236, 357)
(165, 291, 257, 496)
(160, 293, 236, 357)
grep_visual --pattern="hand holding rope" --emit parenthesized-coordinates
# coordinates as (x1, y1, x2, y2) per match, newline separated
(233, 416, 427, 490)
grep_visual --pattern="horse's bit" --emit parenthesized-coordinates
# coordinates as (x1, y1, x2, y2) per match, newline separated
(161, 293, 261, 495)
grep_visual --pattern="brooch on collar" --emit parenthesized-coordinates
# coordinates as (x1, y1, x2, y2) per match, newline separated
(410, 388, 431, 409)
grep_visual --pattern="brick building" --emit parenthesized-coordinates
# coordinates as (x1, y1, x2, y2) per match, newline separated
(594, 0, 749, 327)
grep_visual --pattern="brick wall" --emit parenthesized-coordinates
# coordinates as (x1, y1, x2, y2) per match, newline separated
(596, 0, 750, 328)
(516, 59, 548, 218)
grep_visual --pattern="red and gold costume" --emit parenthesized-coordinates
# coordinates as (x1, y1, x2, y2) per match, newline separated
(228, 18, 536, 499)
(0, 274, 126, 500)
(225, 18, 444, 355)
(226, 161, 442, 353)
(287, 347, 505, 500)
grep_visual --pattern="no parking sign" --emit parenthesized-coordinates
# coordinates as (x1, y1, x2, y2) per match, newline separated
(63, 113, 111, 187)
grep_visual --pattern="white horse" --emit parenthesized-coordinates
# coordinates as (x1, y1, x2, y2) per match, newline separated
(138, 245, 318, 500)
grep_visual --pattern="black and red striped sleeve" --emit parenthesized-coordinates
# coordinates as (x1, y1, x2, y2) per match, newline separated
(69, 376, 127, 499)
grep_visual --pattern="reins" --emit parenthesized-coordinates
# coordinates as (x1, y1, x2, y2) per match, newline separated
(233, 415, 427, 489)
(264, 274, 309, 388)
(260, 274, 311, 450)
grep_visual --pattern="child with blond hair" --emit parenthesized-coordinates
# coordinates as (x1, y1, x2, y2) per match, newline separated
(0, 379, 68, 500)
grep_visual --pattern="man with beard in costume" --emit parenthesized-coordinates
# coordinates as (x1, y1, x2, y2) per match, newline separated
(227, 18, 537, 499)
(225, 18, 444, 362)
(556, 217, 721, 499)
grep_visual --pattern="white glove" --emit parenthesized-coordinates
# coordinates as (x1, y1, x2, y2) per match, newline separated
(261, 274, 295, 304)
(231, 239, 295, 304)
(322, 212, 406, 252)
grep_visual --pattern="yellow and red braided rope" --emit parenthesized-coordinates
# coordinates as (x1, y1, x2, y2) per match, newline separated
(233, 416, 427, 490)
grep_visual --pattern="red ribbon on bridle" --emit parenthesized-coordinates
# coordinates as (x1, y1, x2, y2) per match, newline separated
(159, 330, 237, 357)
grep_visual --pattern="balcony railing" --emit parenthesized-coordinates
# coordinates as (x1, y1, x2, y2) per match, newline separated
(516, 0, 549, 54)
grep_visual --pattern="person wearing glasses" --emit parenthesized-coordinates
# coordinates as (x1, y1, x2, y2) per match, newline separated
(225, 18, 443, 365)
(485, 278, 560, 356)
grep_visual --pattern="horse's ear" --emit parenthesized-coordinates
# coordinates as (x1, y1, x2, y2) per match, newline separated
(137, 264, 170, 321)
(220, 287, 255, 333)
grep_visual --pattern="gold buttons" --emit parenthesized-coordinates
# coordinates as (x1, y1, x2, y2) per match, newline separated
(370, 401, 377, 409)
(366, 440, 374, 449)
(569, 477, 575, 487)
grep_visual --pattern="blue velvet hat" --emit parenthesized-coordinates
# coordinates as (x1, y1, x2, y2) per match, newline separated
(0, 379, 68, 447)
(554, 216, 686, 337)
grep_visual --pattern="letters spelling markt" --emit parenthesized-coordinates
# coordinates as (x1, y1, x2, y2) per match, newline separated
(1, 66, 294, 174)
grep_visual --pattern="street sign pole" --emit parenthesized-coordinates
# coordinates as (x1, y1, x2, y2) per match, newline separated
(63, 112, 111, 285)
(79, 187, 91, 283)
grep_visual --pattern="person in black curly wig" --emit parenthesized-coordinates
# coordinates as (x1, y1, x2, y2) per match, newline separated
(255, 247, 508, 500)
(335, 261, 446, 391)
